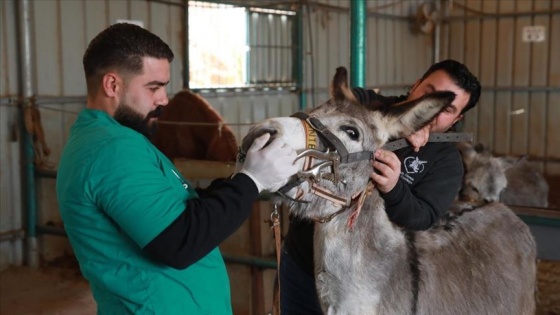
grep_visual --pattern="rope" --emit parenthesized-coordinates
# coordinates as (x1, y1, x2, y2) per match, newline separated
(156, 120, 254, 127)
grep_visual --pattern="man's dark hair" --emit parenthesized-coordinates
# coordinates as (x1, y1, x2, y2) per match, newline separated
(419, 59, 481, 114)
(83, 23, 174, 92)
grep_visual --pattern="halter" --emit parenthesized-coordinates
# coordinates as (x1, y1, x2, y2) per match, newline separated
(277, 112, 473, 204)
(239, 112, 472, 224)
(275, 112, 376, 225)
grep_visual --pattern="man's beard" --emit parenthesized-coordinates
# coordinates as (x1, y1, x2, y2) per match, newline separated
(113, 103, 164, 138)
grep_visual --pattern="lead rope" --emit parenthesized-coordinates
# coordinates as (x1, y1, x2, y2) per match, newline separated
(270, 204, 282, 315)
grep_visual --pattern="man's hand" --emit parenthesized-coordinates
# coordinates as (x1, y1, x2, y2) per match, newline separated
(406, 122, 432, 152)
(238, 133, 299, 192)
(370, 149, 401, 193)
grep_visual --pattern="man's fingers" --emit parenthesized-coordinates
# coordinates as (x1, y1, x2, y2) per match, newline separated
(248, 133, 271, 153)
(372, 160, 388, 175)
(374, 149, 400, 170)
(406, 124, 430, 151)
(370, 171, 382, 182)
(272, 142, 294, 158)
(370, 170, 390, 187)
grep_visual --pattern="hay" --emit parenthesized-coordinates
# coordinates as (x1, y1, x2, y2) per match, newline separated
(537, 259, 560, 315)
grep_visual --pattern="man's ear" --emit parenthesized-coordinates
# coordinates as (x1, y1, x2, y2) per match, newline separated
(101, 73, 121, 97)
(453, 114, 464, 125)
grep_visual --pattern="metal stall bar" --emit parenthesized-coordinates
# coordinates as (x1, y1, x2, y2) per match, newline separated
(434, 0, 443, 63)
(350, 0, 366, 88)
(16, 0, 40, 269)
(183, 0, 190, 89)
(303, 1, 315, 108)
(295, 1, 305, 110)
(543, 1, 555, 175)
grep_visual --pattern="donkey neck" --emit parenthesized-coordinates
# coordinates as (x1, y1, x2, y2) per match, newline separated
(314, 191, 406, 254)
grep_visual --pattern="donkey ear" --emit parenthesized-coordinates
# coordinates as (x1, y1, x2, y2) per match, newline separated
(498, 155, 524, 171)
(379, 91, 455, 138)
(330, 67, 358, 103)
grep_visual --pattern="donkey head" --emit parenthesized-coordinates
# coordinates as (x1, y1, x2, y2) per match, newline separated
(457, 142, 517, 203)
(240, 67, 455, 219)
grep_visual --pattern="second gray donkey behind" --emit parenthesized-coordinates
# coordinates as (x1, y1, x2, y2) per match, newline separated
(457, 141, 549, 207)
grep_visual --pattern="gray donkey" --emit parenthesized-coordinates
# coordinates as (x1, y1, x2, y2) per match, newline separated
(457, 141, 549, 207)
(241, 67, 536, 314)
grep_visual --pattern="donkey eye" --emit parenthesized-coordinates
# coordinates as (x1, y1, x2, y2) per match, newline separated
(341, 126, 360, 141)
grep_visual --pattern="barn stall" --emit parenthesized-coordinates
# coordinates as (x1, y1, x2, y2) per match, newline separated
(0, 0, 559, 314)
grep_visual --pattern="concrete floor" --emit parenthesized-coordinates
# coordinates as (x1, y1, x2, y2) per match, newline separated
(0, 266, 95, 315)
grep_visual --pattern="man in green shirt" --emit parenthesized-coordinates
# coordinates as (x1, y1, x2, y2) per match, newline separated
(56, 23, 298, 314)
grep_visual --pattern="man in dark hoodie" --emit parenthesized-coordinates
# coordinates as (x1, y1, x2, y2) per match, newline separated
(280, 59, 481, 314)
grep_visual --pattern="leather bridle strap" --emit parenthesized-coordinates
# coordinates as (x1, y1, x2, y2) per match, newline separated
(270, 205, 282, 315)
(291, 112, 375, 164)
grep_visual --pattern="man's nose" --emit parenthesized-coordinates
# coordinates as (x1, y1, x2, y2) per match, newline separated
(158, 92, 169, 106)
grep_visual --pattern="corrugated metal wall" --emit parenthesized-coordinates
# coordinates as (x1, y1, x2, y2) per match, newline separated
(0, 0, 24, 270)
(366, 0, 434, 95)
(0, 0, 559, 311)
(441, 0, 560, 176)
(299, 0, 433, 105)
(263, 0, 433, 111)
(1, 0, 189, 268)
